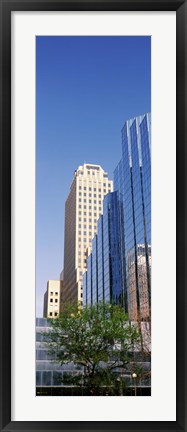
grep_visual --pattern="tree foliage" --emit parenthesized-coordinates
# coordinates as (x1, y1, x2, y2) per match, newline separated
(44, 303, 146, 395)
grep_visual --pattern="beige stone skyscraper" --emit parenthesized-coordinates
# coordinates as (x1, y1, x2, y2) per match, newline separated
(63, 163, 113, 305)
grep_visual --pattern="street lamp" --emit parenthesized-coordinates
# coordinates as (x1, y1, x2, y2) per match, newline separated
(117, 376, 123, 396)
(132, 373, 137, 396)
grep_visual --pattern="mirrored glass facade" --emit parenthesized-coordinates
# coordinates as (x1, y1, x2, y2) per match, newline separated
(83, 191, 126, 308)
(87, 254, 92, 305)
(97, 216, 104, 302)
(114, 113, 151, 322)
(92, 236, 98, 304)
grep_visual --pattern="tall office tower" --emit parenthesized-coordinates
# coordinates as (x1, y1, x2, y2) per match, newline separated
(83, 191, 126, 308)
(114, 113, 151, 322)
(63, 164, 113, 305)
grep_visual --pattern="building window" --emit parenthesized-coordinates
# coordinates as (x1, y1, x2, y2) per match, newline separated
(99, 189, 101, 192)
(94, 206, 96, 210)
(79, 192, 81, 196)
(89, 187, 91, 191)
(49, 312, 53, 316)
(94, 188, 96, 191)
(84, 224, 86, 229)
(89, 193, 91, 197)
(84, 231, 86, 235)
(89, 200, 91, 203)
(84, 212, 86, 215)
(50, 299, 53, 303)
(99, 194, 101, 198)
(50, 292, 53, 295)
(78, 237, 81, 242)
(89, 225, 92, 229)
(79, 224, 81, 228)
(79, 186, 82, 190)
(88, 171, 90, 174)
(94, 200, 96, 204)
(55, 292, 58, 295)
(99, 207, 101, 211)
(99, 201, 101, 205)
(84, 187, 86, 191)
(79, 211, 81, 215)
(84, 218, 86, 222)
(94, 219, 97, 223)
(84, 205, 86, 209)
(79, 205, 81, 209)
(104, 189, 106, 193)
(84, 199, 86, 203)
(104, 183, 106, 186)
(55, 299, 58, 303)
(84, 238, 86, 242)
(54, 312, 58, 317)
(94, 194, 96, 198)
(79, 199, 81, 202)
(89, 232, 92, 236)
(79, 218, 81, 222)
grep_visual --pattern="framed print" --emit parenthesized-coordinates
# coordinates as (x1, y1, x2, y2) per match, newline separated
(0, 0, 186, 431)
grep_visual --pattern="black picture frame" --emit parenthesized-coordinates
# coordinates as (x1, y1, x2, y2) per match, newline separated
(0, 1, 186, 431)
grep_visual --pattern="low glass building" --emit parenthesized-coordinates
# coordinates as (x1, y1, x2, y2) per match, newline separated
(36, 317, 84, 396)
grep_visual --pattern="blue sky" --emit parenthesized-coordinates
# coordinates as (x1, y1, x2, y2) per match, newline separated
(36, 36, 151, 316)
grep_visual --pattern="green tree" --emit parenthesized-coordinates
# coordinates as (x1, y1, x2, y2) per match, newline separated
(44, 303, 143, 395)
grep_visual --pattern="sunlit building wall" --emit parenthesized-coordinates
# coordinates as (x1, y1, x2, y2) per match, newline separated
(43, 280, 61, 318)
(63, 164, 113, 305)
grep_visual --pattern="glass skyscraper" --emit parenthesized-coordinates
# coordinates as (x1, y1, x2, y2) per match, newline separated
(83, 113, 151, 323)
(83, 191, 126, 308)
(114, 113, 151, 322)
